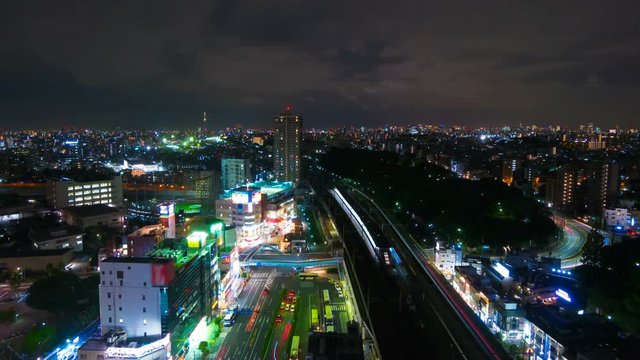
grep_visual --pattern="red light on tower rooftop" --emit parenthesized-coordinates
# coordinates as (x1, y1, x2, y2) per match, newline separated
(285, 104, 292, 113)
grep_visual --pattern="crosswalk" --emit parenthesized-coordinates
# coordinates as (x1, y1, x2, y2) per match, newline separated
(331, 304, 347, 311)
(251, 272, 270, 279)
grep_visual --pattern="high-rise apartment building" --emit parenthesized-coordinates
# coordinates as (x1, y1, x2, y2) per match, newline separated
(583, 161, 619, 216)
(545, 166, 577, 213)
(221, 159, 251, 191)
(273, 106, 302, 184)
(46, 175, 123, 208)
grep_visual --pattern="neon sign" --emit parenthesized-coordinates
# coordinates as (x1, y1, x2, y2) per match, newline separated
(492, 262, 510, 278)
(555, 289, 572, 302)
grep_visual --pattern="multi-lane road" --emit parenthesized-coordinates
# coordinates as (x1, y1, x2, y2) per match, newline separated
(211, 266, 350, 360)
(543, 214, 592, 268)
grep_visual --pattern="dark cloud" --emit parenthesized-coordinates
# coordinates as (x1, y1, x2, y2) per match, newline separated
(1, 0, 639, 129)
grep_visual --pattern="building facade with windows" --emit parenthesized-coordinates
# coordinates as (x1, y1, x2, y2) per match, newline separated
(273, 106, 302, 185)
(97, 220, 223, 357)
(46, 175, 123, 208)
(221, 158, 251, 191)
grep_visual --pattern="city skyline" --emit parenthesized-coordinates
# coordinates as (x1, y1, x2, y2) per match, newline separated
(2, 1, 640, 129)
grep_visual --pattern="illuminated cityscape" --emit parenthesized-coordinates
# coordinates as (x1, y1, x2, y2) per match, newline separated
(2, 2, 640, 360)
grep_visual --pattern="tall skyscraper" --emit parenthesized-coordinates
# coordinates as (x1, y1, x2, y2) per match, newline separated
(221, 158, 251, 191)
(273, 105, 302, 184)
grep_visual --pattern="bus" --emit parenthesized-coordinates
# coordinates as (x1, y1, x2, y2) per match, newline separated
(322, 289, 330, 304)
(311, 308, 320, 331)
(324, 305, 334, 332)
(297, 272, 319, 281)
(289, 335, 300, 360)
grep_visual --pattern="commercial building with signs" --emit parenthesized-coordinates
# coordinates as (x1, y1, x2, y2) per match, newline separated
(158, 202, 176, 238)
(46, 175, 123, 208)
(215, 180, 294, 240)
(92, 217, 223, 358)
(229, 187, 263, 240)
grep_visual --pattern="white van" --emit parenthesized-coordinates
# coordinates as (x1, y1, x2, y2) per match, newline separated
(223, 312, 236, 327)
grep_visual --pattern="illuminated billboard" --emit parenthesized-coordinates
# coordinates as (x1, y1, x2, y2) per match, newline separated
(151, 262, 176, 287)
(492, 262, 510, 278)
(231, 188, 261, 204)
(158, 202, 175, 216)
(232, 192, 250, 204)
(555, 289, 572, 302)
(187, 231, 208, 248)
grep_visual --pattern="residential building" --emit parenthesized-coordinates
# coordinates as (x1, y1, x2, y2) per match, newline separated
(221, 159, 250, 191)
(604, 207, 638, 231)
(273, 106, 302, 184)
(546, 166, 577, 213)
(583, 161, 619, 216)
(427, 242, 462, 278)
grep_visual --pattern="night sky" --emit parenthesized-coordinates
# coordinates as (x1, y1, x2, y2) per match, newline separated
(1, 1, 639, 129)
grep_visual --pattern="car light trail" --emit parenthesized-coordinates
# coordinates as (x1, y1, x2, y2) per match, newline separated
(351, 187, 503, 360)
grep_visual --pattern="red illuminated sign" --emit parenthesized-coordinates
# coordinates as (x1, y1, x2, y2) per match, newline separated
(151, 262, 176, 286)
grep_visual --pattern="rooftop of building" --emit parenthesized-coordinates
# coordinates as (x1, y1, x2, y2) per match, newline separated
(101, 256, 173, 264)
(28, 224, 84, 243)
(63, 204, 123, 217)
(307, 324, 364, 360)
(219, 180, 294, 199)
(127, 224, 164, 238)
(526, 305, 620, 347)
(0, 248, 73, 259)
(147, 238, 212, 270)
(49, 174, 120, 183)
(79, 339, 109, 351)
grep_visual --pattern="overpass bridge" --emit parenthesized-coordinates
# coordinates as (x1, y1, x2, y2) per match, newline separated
(240, 257, 341, 268)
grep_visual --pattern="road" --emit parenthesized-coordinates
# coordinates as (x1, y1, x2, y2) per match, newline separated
(543, 215, 591, 268)
(211, 266, 350, 360)
(341, 186, 509, 360)
(213, 267, 283, 360)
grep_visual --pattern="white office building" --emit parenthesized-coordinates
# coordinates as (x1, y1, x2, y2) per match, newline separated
(98, 258, 169, 338)
(47, 175, 123, 208)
